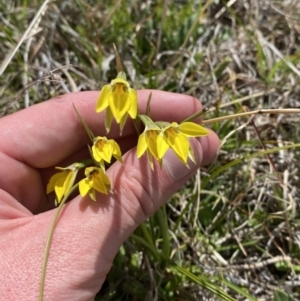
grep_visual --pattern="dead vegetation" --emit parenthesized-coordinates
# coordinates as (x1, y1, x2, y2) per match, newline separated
(1, 0, 300, 300)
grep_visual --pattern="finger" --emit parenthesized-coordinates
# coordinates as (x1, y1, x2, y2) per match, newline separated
(198, 130, 220, 166)
(34, 132, 219, 299)
(0, 90, 202, 168)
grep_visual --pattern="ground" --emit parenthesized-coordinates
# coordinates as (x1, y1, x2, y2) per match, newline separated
(1, 1, 300, 300)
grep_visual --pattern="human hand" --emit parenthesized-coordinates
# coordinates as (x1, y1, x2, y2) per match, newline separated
(0, 90, 220, 301)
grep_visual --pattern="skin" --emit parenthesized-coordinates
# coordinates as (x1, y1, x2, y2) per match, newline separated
(0, 90, 220, 301)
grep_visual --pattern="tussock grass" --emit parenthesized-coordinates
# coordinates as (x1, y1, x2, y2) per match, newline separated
(1, 0, 300, 300)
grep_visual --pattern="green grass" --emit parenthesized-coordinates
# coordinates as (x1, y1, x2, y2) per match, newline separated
(1, 0, 300, 300)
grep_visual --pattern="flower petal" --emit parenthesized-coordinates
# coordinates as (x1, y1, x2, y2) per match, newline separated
(119, 113, 128, 135)
(46, 172, 64, 194)
(167, 132, 189, 163)
(147, 131, 160, 160)
(111, 140, 123, 163)
(54, 171, 70, 202)
(79, 178, 91, 197)
(89, 189, 96, 201)
(177, 122, 210, 137)
(96, 85, 110, 113)
(127, 88, 138, 119)
(156, 133, 169, 159)
(63, 171, 76, 194)
(105, 106, 113, 133)
(109, 84, 131, 123)
(93, 173, 109, 194)
(137, 132, 148, 158)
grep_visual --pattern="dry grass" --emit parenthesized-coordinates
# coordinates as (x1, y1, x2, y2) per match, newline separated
(1, 0, 300, 300)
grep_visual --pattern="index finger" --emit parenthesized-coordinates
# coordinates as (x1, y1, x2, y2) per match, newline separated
(0, 90, 203, 168)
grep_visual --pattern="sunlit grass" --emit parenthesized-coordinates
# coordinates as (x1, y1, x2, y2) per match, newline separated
(1, 0, 300, 300)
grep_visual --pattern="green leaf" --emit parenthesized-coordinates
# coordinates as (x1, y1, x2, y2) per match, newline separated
(274, 290, 293, 301)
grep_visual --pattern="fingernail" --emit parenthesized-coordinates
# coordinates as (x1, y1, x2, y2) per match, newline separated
(163, 139, 202, 182)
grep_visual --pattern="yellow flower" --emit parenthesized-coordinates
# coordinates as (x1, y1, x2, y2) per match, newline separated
(96, 72, 137, 133)
(92, 136, 122, 169)
(137, 115, 210, 167)
(162, 121, 210, 164)
(47, 163, 82, 205)
(79, 167, 111, 201)
(136, 122, 169, 169)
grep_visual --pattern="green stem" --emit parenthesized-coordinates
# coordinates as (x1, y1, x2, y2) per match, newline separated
(132, 118, 141, 136)
(156, 206, 170, 258)
(39, 183, 79, 301)
(131, 234, 161, 260)
(182, 107, 209, 123)
(73, 104, 95, 142)
(145, 92, 152, 117)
